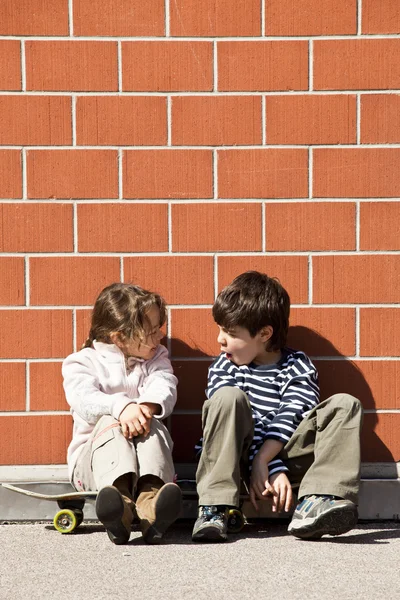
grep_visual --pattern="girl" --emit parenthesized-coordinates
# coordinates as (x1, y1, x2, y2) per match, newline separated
(62, 283, 182, 545)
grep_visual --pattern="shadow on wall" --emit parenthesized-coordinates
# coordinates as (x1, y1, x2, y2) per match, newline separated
(288, 326, 394, 463)
(169, 328, 394, 464)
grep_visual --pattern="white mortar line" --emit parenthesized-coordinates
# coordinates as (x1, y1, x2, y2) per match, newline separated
(262, 201, 266, 252)
(3, 90, 400, 97)
(213, 41, 218, 92)
(356, 200, 360, 251)
(166, 308, 172, 354)
(2, 34, 400, 41)
(20, 40, 26, 91)
(68, 0, 73, 36)
(21, 148, 27, 199)
(72, 308, 77, 352)
(308, 147, 313, 198)
(6, 143, 400, 149)
(73, 202, 78, 253)
(165, 0, 170, 37)
(356, 94, 361, 144)
(168, 202, 172, 253)
(118, 149, 123, 199)
(355, 306, 360, 357)
(357, 0, 362, 35)
(308, 39, 313, 91)
(213, 255, 218, 299)
(167, 96, 172, 146)
(262, 95, 266, 144)
(71, 95, 77, 145)
(24, 256, 30, 306)
(118, 41, 123, 92)
(213, 150, 218, 199)
(120, 256, 124, 281)
(261, 0, 266, 36)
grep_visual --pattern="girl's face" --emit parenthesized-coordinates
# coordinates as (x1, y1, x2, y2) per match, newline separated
(119, 305, 164, 360)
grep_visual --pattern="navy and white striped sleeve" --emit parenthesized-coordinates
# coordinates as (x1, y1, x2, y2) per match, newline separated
(206, 354, 239, 399)
(264, 354, 320, 445)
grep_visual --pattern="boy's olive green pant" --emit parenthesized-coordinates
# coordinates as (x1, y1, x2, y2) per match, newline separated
(196, 387, 363, 507)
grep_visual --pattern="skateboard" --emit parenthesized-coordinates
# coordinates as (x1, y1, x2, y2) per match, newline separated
(1, 483, 97, 534)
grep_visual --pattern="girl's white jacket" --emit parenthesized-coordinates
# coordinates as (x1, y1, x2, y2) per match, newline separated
(62, 341, 178, 479)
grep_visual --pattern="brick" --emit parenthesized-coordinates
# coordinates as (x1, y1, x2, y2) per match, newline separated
(0, 41, 21, 91)
(172, 96, 262, 146)
(172, 203, 262, 252)
(362, 0, 400, 34)
(76, 97, 167, 146)
(316, 360, 400, 410)
(313, 149, 400, 198)
(361, 414, 400, 462)
(76, 309, 92, 350)
(170, 309, 219, 358)
(78, 204, 168, 252)
(27, 150, 118, 199)
(360, 309, 400, 357)
(0, 151, 22, 199)
(313, 256, 400, 304)
(122, 42, 213, 92)
(314, 40, 400, 90)
(0, 0, 69, 35)
(0, 96, 71, 146)
(0, 415, 72, 464)
(0, 364, 26, 411)
(289, 308, 356, 356)
(266, 202, 356, 251)
(170, 0, 261, 36)
(170, 415, 202, 463)
(172, 361, 211, 410)
(0, 258, 25, 305)
(30, 362, 68, 411)
(123, 150, 213, 199)
(218, 42, 308, 92)
(360, 202, 400, 251)
(266, 95, 356, 145)
(124, 256, 214, 305)
(0, 310, 72, 359)
(30, 257, 120, 306)
(218, 149, 308, 199)
(25, 41, 118, 92)
(218, 256, 309, 304)
(0, 204, 73, 253)
(361, 94, 400, 144)
(74, 0, 164, 36)
(266, 0, 356, 35)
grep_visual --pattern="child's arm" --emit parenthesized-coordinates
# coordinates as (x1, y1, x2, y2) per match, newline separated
(62, 353, 135, 425)
(136, 346, 178, 419)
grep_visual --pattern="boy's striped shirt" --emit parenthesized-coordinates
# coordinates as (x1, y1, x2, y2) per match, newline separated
(200, 348, 320, 476)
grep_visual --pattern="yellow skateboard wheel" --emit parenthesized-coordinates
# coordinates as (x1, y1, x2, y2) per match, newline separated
(53, 509, 78, 533)
(227, 508, 245, 533)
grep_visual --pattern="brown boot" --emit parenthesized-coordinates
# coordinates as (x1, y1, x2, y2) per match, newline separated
(96, 486, 134, 545)
(135, 476, 182, 544)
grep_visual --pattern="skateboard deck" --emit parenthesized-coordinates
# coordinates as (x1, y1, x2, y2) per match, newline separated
(1, 483, 97, 502)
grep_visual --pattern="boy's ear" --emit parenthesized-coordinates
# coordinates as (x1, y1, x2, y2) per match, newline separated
(259, 326, 273, 342)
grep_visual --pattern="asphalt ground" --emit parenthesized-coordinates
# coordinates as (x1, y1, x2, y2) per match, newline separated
(1, 520, 400, 600)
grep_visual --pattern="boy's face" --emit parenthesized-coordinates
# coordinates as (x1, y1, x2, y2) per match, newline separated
(217, 325, 273, 366)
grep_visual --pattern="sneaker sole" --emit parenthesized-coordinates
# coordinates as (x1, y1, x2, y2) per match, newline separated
(143, 483, 182, 545)
(288, 504, 358, 540)
(96, 487, 131, 545)
(192, 525, 228, 543)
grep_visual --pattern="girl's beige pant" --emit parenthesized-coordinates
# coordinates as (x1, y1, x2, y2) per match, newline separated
(72, 416, 175, 492)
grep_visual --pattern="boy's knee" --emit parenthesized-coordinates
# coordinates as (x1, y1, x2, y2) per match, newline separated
(208, 387, 250, 412)
(327, 394, 362, 414)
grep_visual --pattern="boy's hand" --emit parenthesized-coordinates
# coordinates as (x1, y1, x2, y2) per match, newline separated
(269, 472, 293, 513)
(119, 403, 152, 439)
(249, 453, 277, 511)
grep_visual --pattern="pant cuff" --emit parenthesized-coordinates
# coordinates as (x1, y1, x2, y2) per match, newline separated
(298, 484, 359, 505)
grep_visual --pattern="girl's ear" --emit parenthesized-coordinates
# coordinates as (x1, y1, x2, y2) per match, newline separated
(260, 325, 273, 343)
(110, 332, 124, 348)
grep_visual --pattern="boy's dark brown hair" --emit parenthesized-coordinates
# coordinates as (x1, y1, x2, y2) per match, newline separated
(83, 283, 166, 349)
(212, 271, 290, 351)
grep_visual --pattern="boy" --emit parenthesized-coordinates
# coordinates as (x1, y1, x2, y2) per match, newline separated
(192, 271, 362, 542)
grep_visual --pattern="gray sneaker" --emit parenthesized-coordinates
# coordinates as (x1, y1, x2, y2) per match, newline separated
(192, 506, 228, 542)
(288, 495, 358, 540)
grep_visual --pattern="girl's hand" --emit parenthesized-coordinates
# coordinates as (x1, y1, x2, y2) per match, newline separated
(269, 472, 293, 513)
(249, 452, 277, 511)
(119, 403, 151, 439)
(140, 402, 161, 417)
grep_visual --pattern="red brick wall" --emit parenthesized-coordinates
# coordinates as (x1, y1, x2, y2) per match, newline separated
(0, 0, 399, 467)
